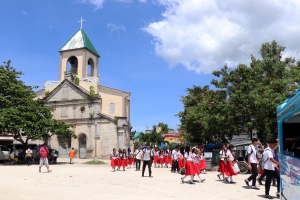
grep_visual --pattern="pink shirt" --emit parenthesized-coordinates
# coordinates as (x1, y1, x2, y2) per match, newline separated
(40, 147, 48, 158)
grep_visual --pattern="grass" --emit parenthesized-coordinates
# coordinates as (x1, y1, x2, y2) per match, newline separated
(83, 160, 106, 165)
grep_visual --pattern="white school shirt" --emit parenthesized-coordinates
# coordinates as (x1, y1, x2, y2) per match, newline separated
(184, 152, 193, 161)
(227, 151, 234, 161)
(142, 149, 153, 161)
(172, 149, 178, 160)
(247, 145, 259, 163)
(192, 153, 199, 164)
(263, 147, 275, 171)
(155, 151, 159, 156)
(110, 152, 117, 159)
(135, 149, 142, 160)
(219, 149, 229, 161)
(159, 153, 164, 158)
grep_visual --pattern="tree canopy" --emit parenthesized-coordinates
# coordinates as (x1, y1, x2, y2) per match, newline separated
(178, 41, 300, 144)
(0, 61, 76, 147)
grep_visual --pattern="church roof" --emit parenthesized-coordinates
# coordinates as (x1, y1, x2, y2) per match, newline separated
(60, 29, 100, 57)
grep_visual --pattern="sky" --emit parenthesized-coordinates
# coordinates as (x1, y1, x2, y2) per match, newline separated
(2, 0, 300, 132)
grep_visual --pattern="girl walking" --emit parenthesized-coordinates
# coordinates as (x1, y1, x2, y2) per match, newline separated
(181, 146, 196, 184)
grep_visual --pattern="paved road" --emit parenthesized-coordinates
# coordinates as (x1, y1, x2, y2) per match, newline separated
(0, 158, 277, 200)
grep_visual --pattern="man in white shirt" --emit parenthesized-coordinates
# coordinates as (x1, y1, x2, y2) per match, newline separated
(171, 146, 179, 173)
(141, 143, 154, 178)
(134, 146, 142, 171)
(263, 139, 279, 199)
(244, 138, 262, 189)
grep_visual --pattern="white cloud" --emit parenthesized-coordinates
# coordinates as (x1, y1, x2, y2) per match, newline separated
(139, 0, 147, 2)
(107, 23, 126, 36)
(115, 0, 133, 2)
(144, 0, 300, 74)
(80, 0, 105, 9)
(22, 10, 27, 16)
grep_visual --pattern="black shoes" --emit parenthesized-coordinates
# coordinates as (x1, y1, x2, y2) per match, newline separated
(258, 180, 263, 185)
(217, 174, 221, 180)
(265, 195, 274, 199)
(251, 186, 260, 190)
(244, 179, 249, 186)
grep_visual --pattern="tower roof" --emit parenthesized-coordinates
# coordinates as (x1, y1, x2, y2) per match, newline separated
(60, 29, 100, 57)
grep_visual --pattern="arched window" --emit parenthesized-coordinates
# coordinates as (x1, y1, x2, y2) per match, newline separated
(67, 56, 78, 74)
(109, 103, 115, 115)
(87, 58, 94, 76)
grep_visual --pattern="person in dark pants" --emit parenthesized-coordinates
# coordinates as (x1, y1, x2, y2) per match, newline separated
(244, 138, 263, 189)
(171, 146, 179, 173)
(263, 138, 280, 199)
(141, 143, 153, 178)
(134, 146, 142, 171)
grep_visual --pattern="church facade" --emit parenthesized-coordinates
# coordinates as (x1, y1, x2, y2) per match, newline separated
(35, 28, 131, 159)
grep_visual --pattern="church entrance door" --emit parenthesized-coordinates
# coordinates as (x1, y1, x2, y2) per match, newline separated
(79, 134, 87, 159)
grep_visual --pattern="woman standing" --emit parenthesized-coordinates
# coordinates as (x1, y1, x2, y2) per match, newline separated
(127, 148, 133, 168)
(163, 148, 169, 168)
(178, 147, 185, 174)
(121, 149, 128, 171)
(224, 144, 238, 183)
(117, 149, 122, 171)
(181, 146, 196, 184)
(153, 147, 159, 168)
(193, 148, 205, 182)
(199, 148, 207, 174)
(110, 148, 117, 172)
(159, 149, 164, 168)
(217, 144, 229, 181)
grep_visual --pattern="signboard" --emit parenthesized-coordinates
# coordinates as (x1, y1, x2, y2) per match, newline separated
(161, 132, 183, 143)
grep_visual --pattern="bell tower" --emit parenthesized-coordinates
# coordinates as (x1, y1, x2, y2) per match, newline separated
(58, 21, 100, 84)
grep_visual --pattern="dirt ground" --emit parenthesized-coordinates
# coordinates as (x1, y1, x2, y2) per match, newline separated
(0, 158, 276, 200)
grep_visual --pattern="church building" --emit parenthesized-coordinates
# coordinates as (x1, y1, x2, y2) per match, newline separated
(35, 26, 131, 159)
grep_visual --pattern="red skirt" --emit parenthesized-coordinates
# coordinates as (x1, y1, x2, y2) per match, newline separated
(111, 159, 117, 167)
(159, 158, 164, 164)
(185, 161, 196, 176)
(218, 160, 227, 173)
(194, 163, 201, 174)
(154, 156, 159, 164)
(127, 158, 133, 165)
(163, 156, 169, 164)
(178, 158, 184, 169)
(121, 159, 127, 167)
(200, 159, 207, 169)
(116, 158, 121, 167)
(225, 161, 238, 176)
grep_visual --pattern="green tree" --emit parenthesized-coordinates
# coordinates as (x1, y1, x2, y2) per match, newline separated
(212, 41, 300, 142)
(0, 61, 76, 149)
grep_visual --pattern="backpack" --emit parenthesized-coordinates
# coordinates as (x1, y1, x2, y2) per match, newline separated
(261, 149, 270, 169)
(216, 154, 220, 164)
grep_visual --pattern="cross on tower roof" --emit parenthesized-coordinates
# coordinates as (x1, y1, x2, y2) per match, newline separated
(78, 17, 85, 29)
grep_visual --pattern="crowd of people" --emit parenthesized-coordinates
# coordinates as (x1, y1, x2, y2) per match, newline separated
(110, 144, 208, 182)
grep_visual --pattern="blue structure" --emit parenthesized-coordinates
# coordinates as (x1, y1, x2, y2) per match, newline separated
(133, 132, 142, 139)
(277, 90, 300, 200)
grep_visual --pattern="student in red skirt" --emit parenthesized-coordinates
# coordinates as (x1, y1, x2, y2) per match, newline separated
(193, 148, 205, 182)
(217, 144, 230, 181)
(178, 146, 185, 174)
(181, 146, 196, 184)
(117, 148, 122, 171)
(154, 147, 159, 168)
(224, 144, 238, 184)
(163, 148, 169, 168)
(127, 148, 133, 168)
(121, 149, 127, 171)
(199, 148, 207, 174)
(159, 149, 164, 168)
(110, 148, 118, 172)
(168, 148, 173, 167)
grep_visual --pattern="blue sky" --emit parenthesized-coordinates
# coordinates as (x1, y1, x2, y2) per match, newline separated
(2, 0, 300, 132)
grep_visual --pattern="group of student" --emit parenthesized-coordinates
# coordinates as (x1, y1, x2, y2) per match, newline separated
(109, 148, 135, 171)
(109, 144, 208, 181)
